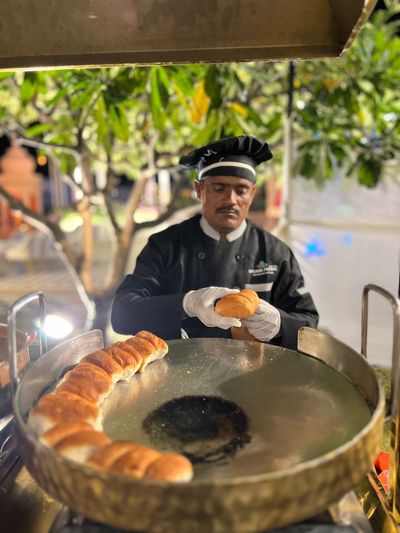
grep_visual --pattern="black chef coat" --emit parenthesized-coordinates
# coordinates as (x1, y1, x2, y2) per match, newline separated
(111, 214, 319, 350)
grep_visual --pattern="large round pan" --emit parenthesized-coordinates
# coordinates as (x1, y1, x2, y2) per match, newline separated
(11, 329, 384, 532)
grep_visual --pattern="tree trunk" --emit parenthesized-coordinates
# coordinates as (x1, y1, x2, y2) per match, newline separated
(91, 292, 115, 345)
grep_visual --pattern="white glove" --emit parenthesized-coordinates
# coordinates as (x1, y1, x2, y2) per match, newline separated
(183, 287, 242, 329)
(241, 299, 281, 342)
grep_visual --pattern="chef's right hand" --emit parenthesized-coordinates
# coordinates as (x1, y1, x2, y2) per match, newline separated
(182, 287, 241, 329)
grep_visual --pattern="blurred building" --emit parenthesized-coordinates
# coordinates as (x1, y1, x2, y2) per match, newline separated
(0, 140, 43, 238)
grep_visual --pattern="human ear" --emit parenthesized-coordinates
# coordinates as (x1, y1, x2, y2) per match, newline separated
(194, 180, 203, 200)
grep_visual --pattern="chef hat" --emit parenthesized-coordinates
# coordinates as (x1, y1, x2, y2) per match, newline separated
(179, 135, 273, 182)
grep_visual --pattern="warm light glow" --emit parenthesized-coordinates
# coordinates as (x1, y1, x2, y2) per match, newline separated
(43, 314, 74, 339)
(73, 166, 83, 184)
(37, 154, 47, 166)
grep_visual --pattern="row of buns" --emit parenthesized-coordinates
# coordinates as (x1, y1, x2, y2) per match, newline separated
(28, 330, 193, 483)
(40, 421, 192, 482)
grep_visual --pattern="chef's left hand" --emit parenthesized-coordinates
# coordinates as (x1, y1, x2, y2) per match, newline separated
(241, 299, 281, 342)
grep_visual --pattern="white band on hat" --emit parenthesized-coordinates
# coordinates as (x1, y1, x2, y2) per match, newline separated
(198, 161, 256, 180)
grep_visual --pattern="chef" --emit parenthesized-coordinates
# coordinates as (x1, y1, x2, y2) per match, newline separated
(111, 135, 319, 350)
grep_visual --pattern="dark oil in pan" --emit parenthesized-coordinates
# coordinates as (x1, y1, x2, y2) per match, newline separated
(142, 395, 251, 464)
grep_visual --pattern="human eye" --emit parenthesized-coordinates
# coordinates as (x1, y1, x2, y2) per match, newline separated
(237, 187, 249, 197)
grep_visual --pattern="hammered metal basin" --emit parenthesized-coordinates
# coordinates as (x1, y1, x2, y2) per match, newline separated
(12, 330, 385, 532)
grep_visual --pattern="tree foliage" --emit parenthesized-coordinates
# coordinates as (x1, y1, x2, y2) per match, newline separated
(294, 7, 400, 187)
(0, 6, 398, 334)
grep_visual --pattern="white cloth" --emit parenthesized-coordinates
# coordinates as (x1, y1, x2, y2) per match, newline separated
(241, 299, 281, 341)
(183, 287, 241, 329)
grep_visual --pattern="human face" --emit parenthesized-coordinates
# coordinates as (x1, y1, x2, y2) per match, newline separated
(195, 175, 256, 236)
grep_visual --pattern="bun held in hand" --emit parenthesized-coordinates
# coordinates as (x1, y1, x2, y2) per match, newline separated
(215, 289, 259, 319)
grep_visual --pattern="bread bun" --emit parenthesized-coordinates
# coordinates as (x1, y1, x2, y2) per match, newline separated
(86, 440, 141, 469)
(135, 330, 169, 370)
(111, 444, 160, 478)
(57, 363, 113, 404)
(41, 421, 94, 447)
(125, 336, 156, 372)
(104, 345, 141, 381)
(28, 391, 101, 435)
(81, 350, 124, 382)
(145, 453, 193, 483)
(114, 342, 143, 367)
(215, 289, 259, 319)
(54, 429, 111, 463)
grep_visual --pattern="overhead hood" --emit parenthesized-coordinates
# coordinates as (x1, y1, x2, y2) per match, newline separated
(0, 0, 377, 70)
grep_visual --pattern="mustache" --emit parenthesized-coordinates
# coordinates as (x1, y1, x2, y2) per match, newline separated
(216, 207, 240, 214)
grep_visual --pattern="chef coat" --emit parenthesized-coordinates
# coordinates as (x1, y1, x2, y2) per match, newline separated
(111, 214, 319, 350)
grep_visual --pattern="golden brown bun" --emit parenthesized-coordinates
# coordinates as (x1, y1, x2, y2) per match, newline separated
(111, 444, 160, 478)
(231, 326, 257, 341)
(41, 422, 94, 447)
(126, 336, 154, 356)
(145, 453, 193, 483)
(114, 342, 143, 367)
(54, 429, 111, 463)
(215, 289, 259, 319)
(67, 362, 112, 382)
(81, 350, 123, 381)
(125, 337, 156, 372)
(87, 440, 140, 469)
(133, 331, 169, 371)
(136, 331, 168, 354)
(104, 345, 141, 381)
(104, 346, 140, 371)
(28, 391, 101, 435)
(57, 363, 113, 404)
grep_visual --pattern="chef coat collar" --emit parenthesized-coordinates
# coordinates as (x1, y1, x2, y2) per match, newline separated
(200, 215, 247, 242)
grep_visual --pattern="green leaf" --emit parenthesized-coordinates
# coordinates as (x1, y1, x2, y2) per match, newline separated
(95, 96, 109, 146)
(46, 86, 70, 106)
(264, 113, 282, 135)
(0, 72, 14, 81)
(246, 108, 263, 127)
(192, 110, 219, 145)
(150, 68, 166, 130)
(108, 105, 130, 142)
(358, 80, 375, 94)
(70, 87, 96, 110)
(170, 68, 195, 97)
(20, 74, 37, 104)
(357, 157, 381, 188)
(25, 123, 53, 138)
(204, 66, 223, 109)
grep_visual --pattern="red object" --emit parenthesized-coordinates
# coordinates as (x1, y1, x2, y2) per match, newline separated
(375, 451, 390, 473)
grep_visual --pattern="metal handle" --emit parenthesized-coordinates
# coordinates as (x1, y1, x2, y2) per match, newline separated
(361, 284, 400, 414)
(361, 283, 400, 522)
(7, 291, 47, 398)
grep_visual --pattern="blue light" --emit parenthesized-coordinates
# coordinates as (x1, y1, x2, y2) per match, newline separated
(304, 238, 326, 258)
(341, 233, 353, 246)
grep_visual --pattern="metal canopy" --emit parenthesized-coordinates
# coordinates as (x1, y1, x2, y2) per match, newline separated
(0, 0, 377, 71)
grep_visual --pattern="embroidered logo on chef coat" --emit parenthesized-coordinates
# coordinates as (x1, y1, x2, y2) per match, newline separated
(246, 262, 278, 293)
(248, 262, 278, 277)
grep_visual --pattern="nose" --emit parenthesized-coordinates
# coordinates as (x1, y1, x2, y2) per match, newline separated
(222, 187, 238, 204)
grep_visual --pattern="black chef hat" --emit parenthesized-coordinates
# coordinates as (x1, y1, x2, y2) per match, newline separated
(179, 135, 273, 182)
